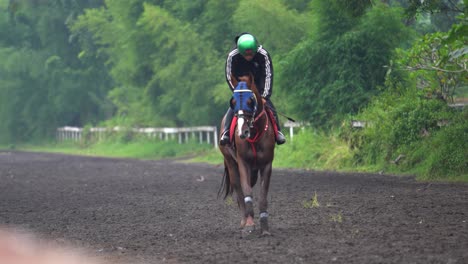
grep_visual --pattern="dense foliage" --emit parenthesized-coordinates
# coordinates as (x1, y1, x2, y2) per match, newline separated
(0, 0, 466, 178)
(343, 5, 467, 178)
(0, 0, 112, 142)
(278, 1, 412, 126)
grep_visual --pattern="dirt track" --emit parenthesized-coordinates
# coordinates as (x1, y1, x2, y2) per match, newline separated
(0, 151, 467, 264)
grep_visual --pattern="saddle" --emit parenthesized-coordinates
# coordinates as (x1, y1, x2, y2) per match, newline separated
(229, 107, 279, 142)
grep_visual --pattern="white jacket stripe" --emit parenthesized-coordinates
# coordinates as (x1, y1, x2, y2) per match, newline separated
(226, 49, 239, 91)
(258, 47, 272, 98)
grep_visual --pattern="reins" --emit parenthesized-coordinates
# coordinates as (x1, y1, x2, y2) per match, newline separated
(246, 109, 268, 143)
(231, 75, 272, 167)
(245, 109, 269, 168)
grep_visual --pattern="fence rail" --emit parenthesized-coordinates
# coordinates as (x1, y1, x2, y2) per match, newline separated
(56, 126, 219, 148)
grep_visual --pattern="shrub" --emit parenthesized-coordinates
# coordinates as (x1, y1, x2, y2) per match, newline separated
(346, 86, 467, 179)
(411, 112, 468, 179)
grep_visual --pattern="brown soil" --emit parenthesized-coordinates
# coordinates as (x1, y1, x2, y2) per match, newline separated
(0, 151, 467, 264)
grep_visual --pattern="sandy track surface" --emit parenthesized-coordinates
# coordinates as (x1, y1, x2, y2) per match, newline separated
(0, 151, 467, 263)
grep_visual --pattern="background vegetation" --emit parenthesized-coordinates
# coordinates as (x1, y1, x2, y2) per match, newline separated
(0, 0, 466, 180)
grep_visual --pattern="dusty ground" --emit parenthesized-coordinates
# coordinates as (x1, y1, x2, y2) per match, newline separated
(0, 151, 467, 264)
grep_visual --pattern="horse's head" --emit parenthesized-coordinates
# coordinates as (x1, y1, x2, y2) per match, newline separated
(230, 81, 258, 139)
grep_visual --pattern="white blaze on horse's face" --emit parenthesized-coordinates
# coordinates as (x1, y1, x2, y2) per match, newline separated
(237, 110, 250, 139)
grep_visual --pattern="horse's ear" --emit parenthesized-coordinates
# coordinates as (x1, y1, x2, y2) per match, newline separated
(250, 73, 254, 81)
(230, 73, 238, 88)
(249, 73, 257, 91)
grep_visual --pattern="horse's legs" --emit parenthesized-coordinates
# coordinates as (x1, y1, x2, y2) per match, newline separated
(231, 166, 247, 228)
(237, 159, 255, 228)
(235, 188, 248, 228)
(224, 159, 248, 228)
(259, 163, 273, 235)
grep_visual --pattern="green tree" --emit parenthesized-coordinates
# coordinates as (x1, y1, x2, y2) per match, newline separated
(281, 0, 312, 12)
(232, 0, 311, 55)
(72, 1, 226, 126)
(278, 1, 411, 127)
(0, 0, 111, 143)
(395, 0, 465, 32)
(139, 3, 226, 125)
(197, 0, 239, 53)
(395, 0, 467, 101)
(347, 1, 467, 177)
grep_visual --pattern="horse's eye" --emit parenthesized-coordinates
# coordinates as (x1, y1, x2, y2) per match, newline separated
(247, 97, 256, 109)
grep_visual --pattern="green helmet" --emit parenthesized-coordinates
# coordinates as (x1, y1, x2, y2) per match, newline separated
(237, 34, 258, 56)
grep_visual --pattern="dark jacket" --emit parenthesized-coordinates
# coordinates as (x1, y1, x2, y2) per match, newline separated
(225, 45, 274, 99)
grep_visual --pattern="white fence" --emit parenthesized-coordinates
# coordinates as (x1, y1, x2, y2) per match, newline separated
(56, 126, 219, 148)
(284, 120, 304, 142)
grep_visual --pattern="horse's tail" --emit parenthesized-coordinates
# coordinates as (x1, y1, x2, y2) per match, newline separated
(218, 164, 233, 199)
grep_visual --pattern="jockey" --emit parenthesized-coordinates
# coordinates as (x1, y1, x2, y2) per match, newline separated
(220, 32, 286, 146)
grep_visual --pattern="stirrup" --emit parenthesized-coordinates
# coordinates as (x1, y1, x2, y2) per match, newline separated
(276, 131, 286, 145)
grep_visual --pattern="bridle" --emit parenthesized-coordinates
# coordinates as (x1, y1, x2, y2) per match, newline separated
(234, 96, 269, 168)
(244, 109, 268, 143)
(232, 85, 267, 142)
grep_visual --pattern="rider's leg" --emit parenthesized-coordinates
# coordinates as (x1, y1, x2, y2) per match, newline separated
(220, 107, 234, 146)
(265, 100, 286, 145)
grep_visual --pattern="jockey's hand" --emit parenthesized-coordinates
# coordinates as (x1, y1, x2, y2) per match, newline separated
(262, 98, 267, 105)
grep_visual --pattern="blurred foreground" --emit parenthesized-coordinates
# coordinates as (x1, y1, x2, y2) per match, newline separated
(0, 227, 105, 264)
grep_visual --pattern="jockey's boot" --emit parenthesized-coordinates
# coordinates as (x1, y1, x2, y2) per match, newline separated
(267, 99, 286, 145)
(269, 104, 286, 145)
(220, 108, 234, 146)
(276, 130, 286, 145)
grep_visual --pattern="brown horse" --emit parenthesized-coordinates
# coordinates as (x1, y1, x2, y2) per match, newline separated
(219, 74, 276, 236)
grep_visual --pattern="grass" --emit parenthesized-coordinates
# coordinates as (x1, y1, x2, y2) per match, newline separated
(2, 127, 466, 183)
(4, 138, 214, 160)
(330, 211, 343, 223)
(302, 191, 320, 209)
(225, 196, 235, 206)
(191, 128, 355, 171)
(1, 128, 360, 174)
(193, 127, 467, 182)
(273, 129, 353, 170)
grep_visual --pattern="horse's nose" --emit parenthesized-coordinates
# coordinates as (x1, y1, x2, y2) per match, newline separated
(241, 129, 250, 139)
